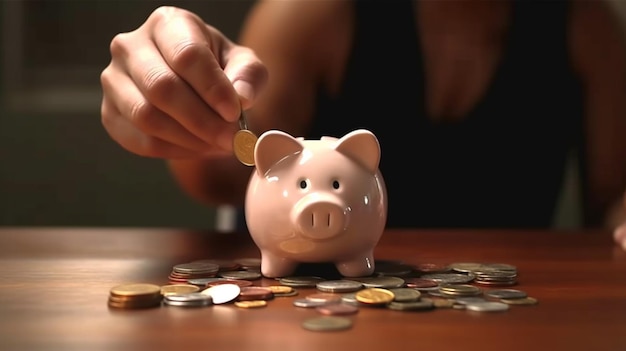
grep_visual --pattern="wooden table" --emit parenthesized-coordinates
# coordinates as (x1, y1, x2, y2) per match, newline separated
(0, 227, 625, 351)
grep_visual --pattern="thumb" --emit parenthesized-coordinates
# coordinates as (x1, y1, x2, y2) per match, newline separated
(223, 45, 268, 110)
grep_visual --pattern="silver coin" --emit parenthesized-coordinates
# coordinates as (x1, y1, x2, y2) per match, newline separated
(164, 292, 212, 303)
(340, 292, 359, 306)
(316, 280, 364, 293)
(302, 316, 353, 332)
(465, 301, 510, 312)
(201, 283, 241, 304)
(387, 300, 435, 311)
(279, 276, 326, 287)
(173, 262, 220, 274)
(449, 262, 484, 273)
(388, 288, 421, 302)
(420, 273, 475, 284)
(481, 263, 518, 272)
(353, 276, 405, 288)
(219, 270, 262, 280)
(293, 298, 335, 308)
(163, 299, 212, 307)
(453, 296, 488, 305)
(187, 278, 229, 286)
(438, 284, 482, 296)
(485, 289, 527, 299)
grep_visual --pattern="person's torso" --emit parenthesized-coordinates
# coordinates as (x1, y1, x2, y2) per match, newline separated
(309, 0, 584, 228)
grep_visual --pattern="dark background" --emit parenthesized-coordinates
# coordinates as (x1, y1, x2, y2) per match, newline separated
(0, 0, 623, 229)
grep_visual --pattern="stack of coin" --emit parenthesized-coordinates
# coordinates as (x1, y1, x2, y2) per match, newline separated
(108, 283, 162, 309)
(168, 262, 220, 284)
(237, 286, 274, 301)
(437, 284, 482, 298)
(470, 263, 518, 286)
(191, 259, 241, 272)
(163, 292, 213, 307)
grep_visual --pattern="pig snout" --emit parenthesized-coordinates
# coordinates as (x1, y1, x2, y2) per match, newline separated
(291, 193, 348, 240)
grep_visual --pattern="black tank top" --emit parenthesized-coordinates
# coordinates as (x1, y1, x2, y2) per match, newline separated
(308, 0, 584, 228)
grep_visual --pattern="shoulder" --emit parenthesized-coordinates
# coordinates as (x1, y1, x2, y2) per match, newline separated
(239, 0, 354, 76)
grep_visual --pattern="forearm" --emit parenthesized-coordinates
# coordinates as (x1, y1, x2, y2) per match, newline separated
(166, 157, 253, 207)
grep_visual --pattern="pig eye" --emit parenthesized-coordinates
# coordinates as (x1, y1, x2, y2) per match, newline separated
(299, 179, 309, 189)
(332, 180, 340, 189)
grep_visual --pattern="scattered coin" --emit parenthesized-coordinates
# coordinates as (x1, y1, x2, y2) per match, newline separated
(316, 280, 364, 293)
(219, 270, 262, 281)
(279, 276, 326, 288)
(201, 283, 241, 304)
(353, 276, 405, 289)
(237, 286, 274, 301)
(485, 289, 527, 300)
(206, 279, 254, 288)
(235, 300, 268, 309)
(355, 288, 395, 305)
(266, 285, 298, 297)
(302, 316, 353, 332)
(108, 259, 537, 328)
(500, 296, 538, 305)
(387, 299, 435, 311)
(388, 288, 421, 302)
(316, 303, 359, 316)
(306, 293, 343, 304)
(293, 298, 334, 308)
(465, 301, 510, 312)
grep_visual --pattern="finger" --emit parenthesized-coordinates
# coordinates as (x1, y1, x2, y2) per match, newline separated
(101, 64, 212, 153)
(614, 225, 626, 250)
(222, 44, 269, 110)
(152, 14, 241, 122)
(101, 98, 199, 159)
(125, 43, 237, 151)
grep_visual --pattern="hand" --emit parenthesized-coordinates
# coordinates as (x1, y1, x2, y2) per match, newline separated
(100, 6, 268, 159)
(610, 195, 626, 250)
(615, 224, 626, 250)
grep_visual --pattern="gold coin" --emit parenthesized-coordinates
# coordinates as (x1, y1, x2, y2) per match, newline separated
(234, 300, 267, 308)
(355, 288, 395, 304)
(110, 283, 161, 297)
(160, 284, 200, 296)
(264, 285, 294, 294)
(233, 129, 257, 166)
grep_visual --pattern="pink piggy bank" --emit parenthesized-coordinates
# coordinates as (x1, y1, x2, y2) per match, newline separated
(244, 129, 387, 278)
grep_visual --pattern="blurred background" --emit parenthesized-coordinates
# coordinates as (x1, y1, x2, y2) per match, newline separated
(0, 0, 255, 228)
(0, 0, 624, 229)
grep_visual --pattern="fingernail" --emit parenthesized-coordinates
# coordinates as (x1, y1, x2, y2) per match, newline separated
(216, 100, 240, 123)
(233, 80, 255, 103)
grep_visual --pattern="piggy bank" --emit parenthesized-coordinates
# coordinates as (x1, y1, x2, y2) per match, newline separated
(244, 129, 387, 278)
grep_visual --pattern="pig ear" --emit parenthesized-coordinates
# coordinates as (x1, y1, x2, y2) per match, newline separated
(334, 129, 380, 174)
(254, 130, 303, 175)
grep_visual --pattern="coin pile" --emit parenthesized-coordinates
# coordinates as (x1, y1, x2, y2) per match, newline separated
(108, 259, 538, 331)
(167, 261, 220, 284)
(449, 262, 518, 286)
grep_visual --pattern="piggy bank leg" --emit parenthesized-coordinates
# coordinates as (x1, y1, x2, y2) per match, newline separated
(335, 251, 375, 277)
(260, 251, 299, 278)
